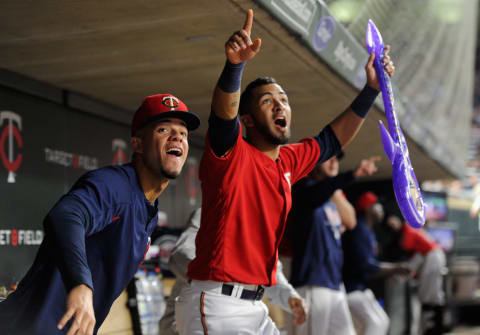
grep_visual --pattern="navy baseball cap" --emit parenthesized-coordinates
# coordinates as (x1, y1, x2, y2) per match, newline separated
(131, 93, 200, 136)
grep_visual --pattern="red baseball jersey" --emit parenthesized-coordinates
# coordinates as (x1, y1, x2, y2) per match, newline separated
(187, 124, 320, 286)
(401, 224, 438, 255)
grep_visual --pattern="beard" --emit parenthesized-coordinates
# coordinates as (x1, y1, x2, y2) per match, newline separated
(268, 133, 289, 145)
(252, 115, 290, 145)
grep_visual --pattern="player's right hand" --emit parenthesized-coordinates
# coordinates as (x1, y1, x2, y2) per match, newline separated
(225, 9, 262, 64)
(57, 284, 96, 335)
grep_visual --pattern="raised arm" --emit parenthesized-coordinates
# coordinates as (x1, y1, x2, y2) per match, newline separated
(331, 190, 357, 231)
(329, 46, 395, 147)
(293, 171, 356, 211)
(207, 10, 262, 157)
(334, 156, 381, 231)
(211, 9, 261, 120)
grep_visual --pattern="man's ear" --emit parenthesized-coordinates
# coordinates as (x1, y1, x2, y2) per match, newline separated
(130, 137, 143, 154)
(240, 114, 254, 128)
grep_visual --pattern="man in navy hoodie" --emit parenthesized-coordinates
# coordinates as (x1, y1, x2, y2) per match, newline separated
(0, 93, 200, 335)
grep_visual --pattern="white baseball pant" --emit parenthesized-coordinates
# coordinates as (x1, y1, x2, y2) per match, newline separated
(175, 280, 279, 335)
(288, 285, 356, 335)
(417, 249, 446, 305)
(347, 289, 389, 335)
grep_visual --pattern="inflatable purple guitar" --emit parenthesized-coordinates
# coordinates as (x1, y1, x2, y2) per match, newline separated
(366, 20, 425, 228)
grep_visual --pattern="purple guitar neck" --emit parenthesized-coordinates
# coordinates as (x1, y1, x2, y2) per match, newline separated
(366, 20, 425, 228)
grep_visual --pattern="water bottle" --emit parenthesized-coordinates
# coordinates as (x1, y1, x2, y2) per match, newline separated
(149, 271, 166, 324)
(135, 270, 152, 334)
(146, 272, 156, 334)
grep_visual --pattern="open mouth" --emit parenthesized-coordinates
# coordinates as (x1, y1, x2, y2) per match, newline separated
(274, 117, 287, 128)
(166, 148, 183, 157)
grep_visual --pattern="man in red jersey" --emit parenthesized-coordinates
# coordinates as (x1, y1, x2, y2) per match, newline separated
(176, 9, 395, 334)
(386, 214, 446, 334)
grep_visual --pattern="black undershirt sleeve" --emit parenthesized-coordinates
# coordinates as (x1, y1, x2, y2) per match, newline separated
(207, 111, 240, 157)
(314, 125, 342, 165)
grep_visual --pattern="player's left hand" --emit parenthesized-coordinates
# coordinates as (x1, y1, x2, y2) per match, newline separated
(353, 156, 381, 178)
(57, 284, 96, 335)
(366, 45, 395, 91)
(289, 295, 307, 325)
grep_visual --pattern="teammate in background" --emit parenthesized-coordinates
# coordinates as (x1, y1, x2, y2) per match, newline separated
(0, 94, 200, 335)
(385, 214, 447, 335)
(176, 8, 395, 334)
(160, 208, 307, 335)
(285, 153, 379, 335)
(342, 192, 410, 335)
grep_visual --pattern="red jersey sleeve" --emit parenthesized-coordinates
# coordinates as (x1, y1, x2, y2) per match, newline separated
(279, 137, 321, 185)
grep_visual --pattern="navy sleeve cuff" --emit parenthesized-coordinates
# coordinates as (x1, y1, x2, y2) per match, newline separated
(350, 85, 379, 118)
(217, 61, 246, 93)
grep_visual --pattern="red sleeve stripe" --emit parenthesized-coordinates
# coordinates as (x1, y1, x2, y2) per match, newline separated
(200, 292, 209, 334)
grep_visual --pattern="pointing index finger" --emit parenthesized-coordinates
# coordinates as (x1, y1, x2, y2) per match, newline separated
(243, 9, 254, 35)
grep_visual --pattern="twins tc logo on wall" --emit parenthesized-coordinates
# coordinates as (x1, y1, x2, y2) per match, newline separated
(0, 111, 23, 183)
(112, 139, 127, 165)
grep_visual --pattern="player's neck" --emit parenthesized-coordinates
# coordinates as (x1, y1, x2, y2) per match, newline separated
(133, 160, 170, 203)
(246, 134, 281, 161)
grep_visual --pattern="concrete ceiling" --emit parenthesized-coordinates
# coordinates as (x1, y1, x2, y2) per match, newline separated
(0, 0, 454, 181)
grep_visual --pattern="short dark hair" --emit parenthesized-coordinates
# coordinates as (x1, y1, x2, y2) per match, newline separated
(239, 77, 278, 116)
(336, 150, 344, 160)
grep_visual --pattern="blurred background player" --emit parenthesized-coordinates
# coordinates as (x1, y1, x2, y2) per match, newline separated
(285, 153, 380, 335)
(342, 192, 410, 335)
(385, 214, 447, 334)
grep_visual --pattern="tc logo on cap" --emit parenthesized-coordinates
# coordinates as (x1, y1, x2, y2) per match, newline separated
(162, 96, 179, 110)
